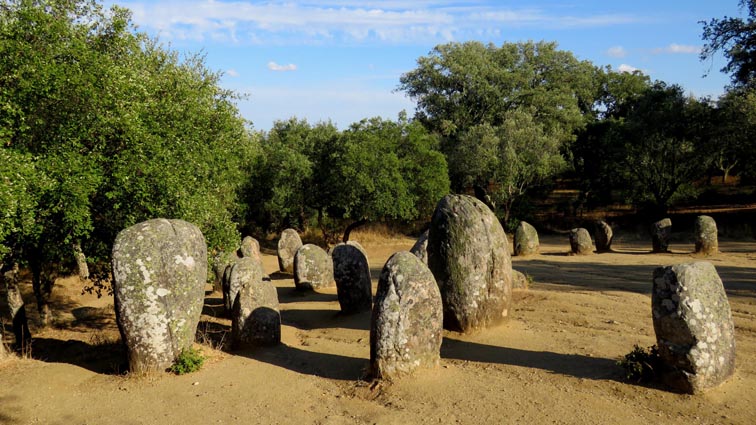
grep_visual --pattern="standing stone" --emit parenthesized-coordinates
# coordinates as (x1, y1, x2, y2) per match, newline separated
(331, 243, 372, 314)
(569, 228, 593, 255)
(694, 215, 718, 256)
(112, 218, 207, 373)
(231, 259, 280, 348)
(277, 229, 303, 273)
(593, 220, 613, 253)
(72, 243, 89, 280)
(3, 264, 31, 349)
(652, 262, 736, 393)
(410, 230, 429, 264)
(370, 251, 443, 379)
(239, 236, 262, 261)
(512, 269, 529, 290)
(294, 244, 334, 291)
(212, 251, 239, 293)
(221, 261, 236, 312)
(226, 257, 262, 317)
(514, 221, 539, 256)
(651, 218, 672, 253)
(427, 194, 512, 333)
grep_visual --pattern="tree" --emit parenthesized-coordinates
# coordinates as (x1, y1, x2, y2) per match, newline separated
(608, 83, 713, 215)
(710, 88, 756, 182)
(398, 41, 598, 221)
(701, 0, 756, 87)
(0, 0, 255, 319)
(449, 110, 565, 225)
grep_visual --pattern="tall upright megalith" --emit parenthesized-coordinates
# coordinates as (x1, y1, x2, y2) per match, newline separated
(694, 215, 718, 256)
(427, 194, 512, 332)
(652, 218, 672, 253)
(112, 219, 207, 373)
(277, 229, 302, 273)
(370, 251, 443, 379)
(652, 262, 736, 393)
(513, 221, 539, 256)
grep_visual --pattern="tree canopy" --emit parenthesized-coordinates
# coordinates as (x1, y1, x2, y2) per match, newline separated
(0, 0, 257, 312)
(701, 0, 756, 87)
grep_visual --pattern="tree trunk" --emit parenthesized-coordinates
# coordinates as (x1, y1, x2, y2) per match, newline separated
(342, 218, 368, 243)
(31, 261, 55, 327)
(3, 263, 32, 350)
(72, 243, 89, 280)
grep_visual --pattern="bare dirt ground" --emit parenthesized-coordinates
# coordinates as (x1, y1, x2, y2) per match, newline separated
(1, 232, 755, 425)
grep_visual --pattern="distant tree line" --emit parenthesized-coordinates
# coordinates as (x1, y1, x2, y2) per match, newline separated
(1, 0, 755, 321)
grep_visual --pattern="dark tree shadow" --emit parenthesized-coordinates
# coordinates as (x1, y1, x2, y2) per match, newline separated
(30, 338, 126, 375)
(441, 337, 620, 381)
(0, 397, 21, 425)
(281, 308, 371, 331)
(235, 343, 367, 381)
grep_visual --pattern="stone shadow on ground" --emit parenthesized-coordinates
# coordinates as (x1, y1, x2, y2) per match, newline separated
(275, 287, 337, 304)
(441, 337, 620, 381)
(201, 297, 226, 318)
(281, 308, 371, 331)
(29, 337, 126, 375)
(235, 343, 367, 381)
(514, 260, 756, 296)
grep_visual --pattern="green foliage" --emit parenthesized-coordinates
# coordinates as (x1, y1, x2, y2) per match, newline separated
(711, 87, 756, 181)
(169, 347, 205, 375)
(398, 41, 595, 222)
(245, 115, 449, 243)
(701, 0, 756, 87)
(617, 345, 661, 383)
(0, 0, 256, 296)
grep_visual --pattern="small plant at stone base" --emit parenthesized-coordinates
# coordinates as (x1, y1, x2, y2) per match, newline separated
(618, 344, 661, 383)
(169, 347, 205, 375)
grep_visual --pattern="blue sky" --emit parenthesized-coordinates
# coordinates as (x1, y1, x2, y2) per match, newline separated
(109, 1, 744, 131)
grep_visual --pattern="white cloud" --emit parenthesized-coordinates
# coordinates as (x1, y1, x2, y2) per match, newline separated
(618, 64, 640, 73)
(116, 1, 644, 45)
(606, 46, 626, 58)
(653, 43, 701, 54)
(226, 68, 240, 77)
(268, 61, 297, 72)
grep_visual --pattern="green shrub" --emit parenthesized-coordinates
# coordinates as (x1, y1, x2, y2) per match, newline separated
(617, 344, 661, 383)
(169, 347, 205, 375)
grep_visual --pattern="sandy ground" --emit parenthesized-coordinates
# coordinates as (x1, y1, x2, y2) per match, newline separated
(1, 233, 755, 425)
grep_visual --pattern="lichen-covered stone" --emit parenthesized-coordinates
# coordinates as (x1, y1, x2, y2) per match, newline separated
(294, 244, 334, 290)
(652, 262, 736, 393)
(331, 243, 372, 314)
(226, 257, 262, 316)
(652, 218, 672, 253)
(512, 269, 529, 290)
(410, 230, 429, 264)
(370, 251, 443, 379)
(277, 229, 302, 273)
(212, 251, 239, 293)
(239, 236, 261, 261)
(427, 194, 512, 332)
(514, 221, 539, 256)
(694, 215, 718, 256)
(593, 220, 613, 253)
(231, 259, 280, 348)
(569, 228, 593, 255)
(112, 219, 207, 373)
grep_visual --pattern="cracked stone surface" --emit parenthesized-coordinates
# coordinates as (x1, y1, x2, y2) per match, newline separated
(112, 218, 207, 373)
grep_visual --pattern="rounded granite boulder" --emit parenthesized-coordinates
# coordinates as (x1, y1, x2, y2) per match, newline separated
(514, 221, 539, 256)
(427, 194, 512, 333)
(331, 243, 372, 314)
(277, 229, 303, 273)
(294, 244, 334, 291)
